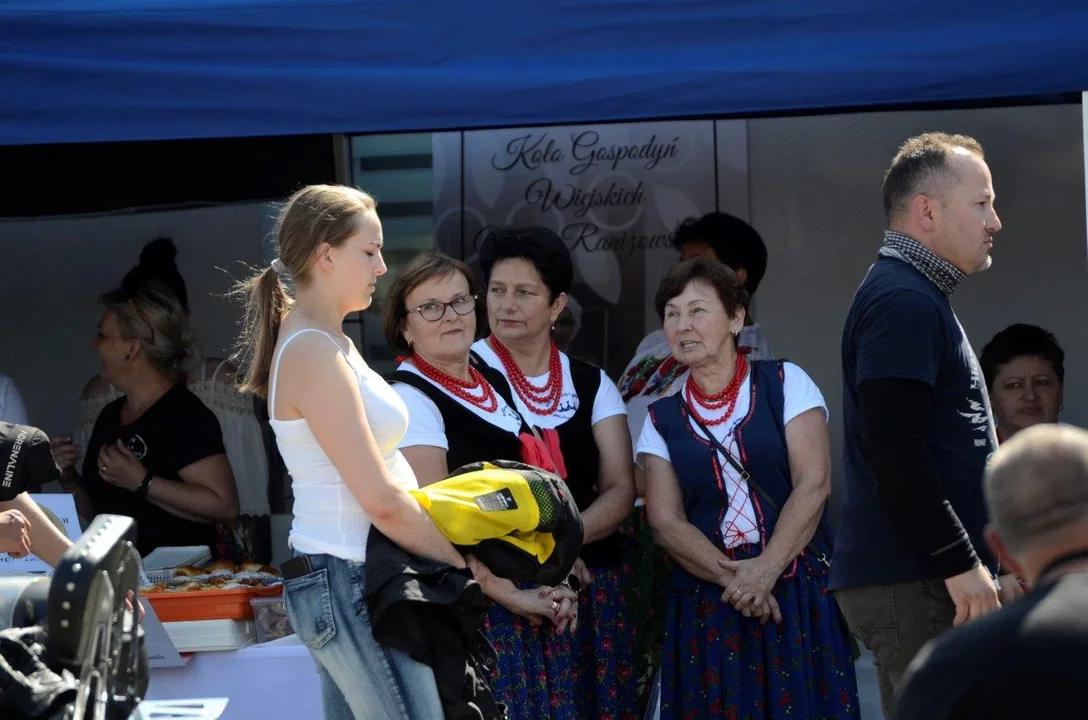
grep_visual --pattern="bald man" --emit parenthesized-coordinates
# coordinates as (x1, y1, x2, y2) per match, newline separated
(895, 423, 1088, 719)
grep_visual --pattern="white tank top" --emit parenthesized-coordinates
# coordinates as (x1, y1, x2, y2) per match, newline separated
(268, 328, 418, 561)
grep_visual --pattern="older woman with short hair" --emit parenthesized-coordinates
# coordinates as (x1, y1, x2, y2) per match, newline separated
(637, 259, 858, 719)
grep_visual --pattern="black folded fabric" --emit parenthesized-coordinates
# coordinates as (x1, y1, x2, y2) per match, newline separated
(0, 626, 76, 719)
(366, 530, 506, 720)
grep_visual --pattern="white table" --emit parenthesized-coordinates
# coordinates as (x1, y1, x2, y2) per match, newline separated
(145, 636, 323, 719)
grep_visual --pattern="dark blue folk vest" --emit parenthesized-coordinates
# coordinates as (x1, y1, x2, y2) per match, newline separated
(648, 360, 833, 591)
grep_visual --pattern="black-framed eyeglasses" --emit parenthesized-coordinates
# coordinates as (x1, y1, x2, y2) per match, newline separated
(406, 294, 477, 322)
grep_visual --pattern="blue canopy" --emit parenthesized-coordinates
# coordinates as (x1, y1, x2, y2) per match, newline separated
(2, 0, 1087, 146)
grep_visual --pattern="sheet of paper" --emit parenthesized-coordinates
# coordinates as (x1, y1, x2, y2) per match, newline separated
(132, 698, 229, 719)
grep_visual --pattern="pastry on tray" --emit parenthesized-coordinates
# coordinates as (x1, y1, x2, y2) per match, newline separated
(172, 565, 205, 578)
(237, 562, 281, 577)
(206, 559, 237, 574)
(142, 559, 283, 593)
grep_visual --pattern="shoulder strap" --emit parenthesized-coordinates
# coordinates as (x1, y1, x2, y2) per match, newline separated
(476, 364, 520, 417)
(269, 328, 349, 421)
(678, 395, 829, 568)
(468, 348, 489, 368)
(476, 364, 537, 437)
(747, 359, 788, 443)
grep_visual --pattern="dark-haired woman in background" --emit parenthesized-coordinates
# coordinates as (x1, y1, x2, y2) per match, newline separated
(980, 323, 1065, 443)
(471, 226, 638, 720)
(383, 250, 579, 719)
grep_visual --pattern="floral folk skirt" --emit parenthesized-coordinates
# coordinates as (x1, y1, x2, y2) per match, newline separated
(660, 543, 860, 720)
(484, 600, 577, 719)
(570, 563, 641, 719)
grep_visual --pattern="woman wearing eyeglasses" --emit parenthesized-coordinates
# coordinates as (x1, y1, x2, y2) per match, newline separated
(57, 281, 239, 557)
(383, 251, 580, 720)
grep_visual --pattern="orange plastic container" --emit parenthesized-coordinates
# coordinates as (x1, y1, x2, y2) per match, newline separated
(143, 584, 283, 623)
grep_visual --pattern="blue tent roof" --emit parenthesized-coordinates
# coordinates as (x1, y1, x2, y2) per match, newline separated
(2, 0, 1087, 146)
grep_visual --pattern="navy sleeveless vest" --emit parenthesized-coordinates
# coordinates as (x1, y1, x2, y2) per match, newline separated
(648, 360, 832, 590)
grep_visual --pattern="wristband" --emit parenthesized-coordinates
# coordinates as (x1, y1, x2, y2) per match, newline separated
(135, 470, 153, 499)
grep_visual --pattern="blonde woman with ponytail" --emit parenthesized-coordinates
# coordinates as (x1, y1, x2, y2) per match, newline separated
(234, 185, 459, 720)
(57, 281, 239, 556)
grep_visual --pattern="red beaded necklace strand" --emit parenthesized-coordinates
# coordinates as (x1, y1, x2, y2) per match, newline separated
(488, 336, 564, 415)
(410, 355, 498, 413)
(683, 354, 749, 426)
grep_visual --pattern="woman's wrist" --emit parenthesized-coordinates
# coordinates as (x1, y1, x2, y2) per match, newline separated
(757, 540, 793, 577)
(134, 470, 154, 498)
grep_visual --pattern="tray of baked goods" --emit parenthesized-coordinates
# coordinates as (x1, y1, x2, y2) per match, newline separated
(141, 559, 284, 623)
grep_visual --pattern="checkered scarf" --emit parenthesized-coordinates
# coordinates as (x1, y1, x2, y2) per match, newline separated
(878, 230, 966, 296)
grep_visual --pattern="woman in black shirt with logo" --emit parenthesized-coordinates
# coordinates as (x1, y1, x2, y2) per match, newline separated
(57, 281, 238, 557)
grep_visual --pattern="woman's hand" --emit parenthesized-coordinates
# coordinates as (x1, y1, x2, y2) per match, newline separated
(501, 587, 556, 628)
(98, 441, 146, 492)
(540, 584, 579, 634)
(719, 556, 783, 625)
(467, 555, 579, 632)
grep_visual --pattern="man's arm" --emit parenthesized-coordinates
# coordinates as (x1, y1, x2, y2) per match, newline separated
(859, 379, 979, 576)
(854, 288, 998, 624)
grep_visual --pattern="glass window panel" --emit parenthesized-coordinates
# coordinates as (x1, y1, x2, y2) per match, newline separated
(349, 132, 435, 372)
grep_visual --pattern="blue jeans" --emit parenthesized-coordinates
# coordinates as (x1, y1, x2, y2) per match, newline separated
(282, 552, 443, 720)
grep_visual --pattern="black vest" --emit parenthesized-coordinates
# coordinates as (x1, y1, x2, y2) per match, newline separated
(555, 358, 622, 568)
(387, 364, 530, 478)
(471, 350, 623, 569)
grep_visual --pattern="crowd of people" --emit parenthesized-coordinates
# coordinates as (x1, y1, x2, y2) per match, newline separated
(0, 129, 1080, 719)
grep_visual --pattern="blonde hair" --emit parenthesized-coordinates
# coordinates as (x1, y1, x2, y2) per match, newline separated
(233, 184, 378, 398)
(100, 280, 199, 383)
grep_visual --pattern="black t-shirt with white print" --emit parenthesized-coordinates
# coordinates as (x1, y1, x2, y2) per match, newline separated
(82, 384, 227, 557)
